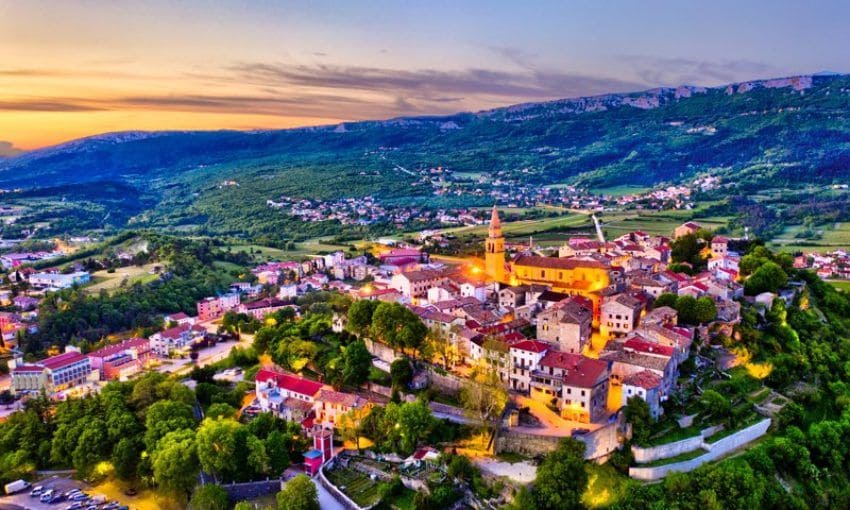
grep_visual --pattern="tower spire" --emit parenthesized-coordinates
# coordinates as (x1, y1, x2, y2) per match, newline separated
(489, 204, 502, 237)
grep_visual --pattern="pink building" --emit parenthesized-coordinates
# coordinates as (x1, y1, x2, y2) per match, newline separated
(87, 337, 152, 380)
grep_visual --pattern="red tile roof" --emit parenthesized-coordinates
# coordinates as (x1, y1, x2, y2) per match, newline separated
(623, 337, 675, 357)
(563, 357, 609, 388)
(256, 368, 323, 397)
(623, 370, 662, 390)
(510, 340, 549, 353)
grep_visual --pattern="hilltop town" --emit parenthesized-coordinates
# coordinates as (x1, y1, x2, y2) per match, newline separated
(0, 205, 808, 509)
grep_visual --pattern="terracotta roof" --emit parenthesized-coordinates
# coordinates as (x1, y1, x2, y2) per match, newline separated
(283, 397, 316, 412)
(513, 255, 609, 270)
(623, 370, 662, 390)
(317, 389, 363, 408)
(599, 344, 671, 372)
(623, 337, 675, 357)
(540, 351, 583, 371)
(510, 340, 550, 353)
(256, 368, 323, 397)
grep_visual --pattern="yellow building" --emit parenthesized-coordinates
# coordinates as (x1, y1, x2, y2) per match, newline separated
(484, 206, 612, 322)
(484, 205, 506, 284)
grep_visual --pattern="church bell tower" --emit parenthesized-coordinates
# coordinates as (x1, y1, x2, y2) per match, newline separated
(485, 205, 506, 283)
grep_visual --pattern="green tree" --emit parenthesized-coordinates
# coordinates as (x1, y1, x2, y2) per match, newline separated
(246, 434, 271, 476)
(71, 417, 109, 474)
(276, 474, 319, 510)
(745, 261, 788, 295)
(346, 299, 378, 337)
(624, 396, 653, 444)
(390, 358, 414, 391)
(700, 390, 731, 423)
(506, 486, 537, 510)
(695, 296, 718, 324)
(189, 484, 229, 510)
(341, 340, 372, 387)
(266, 430, 291, 475)
(653, 293, 678, 309)
(674, 295, 698, 325)
(152, 429, 199, 496)
(534, 438, 588, 510)
(196, 418, 240, 482)
(206, 403, 237, 419)
(459, 365, 508, 434)
(111, 437, 143, 480)
(371, 302, 427, 355)
(144, 400, 196, 451)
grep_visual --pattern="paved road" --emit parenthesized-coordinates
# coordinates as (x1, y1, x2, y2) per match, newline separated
(312, 478, 345, 510)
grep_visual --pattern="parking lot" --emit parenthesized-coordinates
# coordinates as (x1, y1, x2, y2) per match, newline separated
(0, 476, 129, 510)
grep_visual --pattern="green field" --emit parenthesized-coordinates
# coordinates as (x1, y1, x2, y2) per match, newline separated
(83, 262, 161, 295)
(600, 210, 732, 238)
(827, 280, 850, 292)
(590, 185, 651, 197)
(769, 222, 850, 253)
(437, 212, 591, 239)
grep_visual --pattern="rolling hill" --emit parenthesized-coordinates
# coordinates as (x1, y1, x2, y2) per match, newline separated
(2, 72, 850, 239)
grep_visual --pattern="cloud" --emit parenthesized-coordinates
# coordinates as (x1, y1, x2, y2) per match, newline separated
(0, 99, 105, 112)
(0, 141, 24, 158)
(619, 55, 778, 86)
(228, 62, 645, 102)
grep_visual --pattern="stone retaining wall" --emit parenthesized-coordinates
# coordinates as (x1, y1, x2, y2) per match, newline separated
(495, 430, 562, 457)
(632, 435, 705, 464)
(632, 424, 729, 464)
(629, 418, 771, 481)
(364, 339, 398, 365)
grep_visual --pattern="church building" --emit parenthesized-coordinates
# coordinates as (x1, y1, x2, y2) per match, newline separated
(484, 206, 613, 323)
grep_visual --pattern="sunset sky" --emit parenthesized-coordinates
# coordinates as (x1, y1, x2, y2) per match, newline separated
(2, 0, 850, 152)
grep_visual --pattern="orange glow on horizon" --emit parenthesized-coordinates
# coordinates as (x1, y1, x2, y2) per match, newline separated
(1, 111, 343, 151)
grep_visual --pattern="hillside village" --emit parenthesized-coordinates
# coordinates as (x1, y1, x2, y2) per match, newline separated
(0, 203, 801, 510)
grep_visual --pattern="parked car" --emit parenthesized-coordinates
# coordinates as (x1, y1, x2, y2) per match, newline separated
(571, 427, 591, 437)
(40, 489, 55, 502)
(31, 485, 44, 497)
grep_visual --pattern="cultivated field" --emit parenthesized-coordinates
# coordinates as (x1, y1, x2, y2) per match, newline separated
(83, 262, 161, 295)
(769, 222, 850, 253)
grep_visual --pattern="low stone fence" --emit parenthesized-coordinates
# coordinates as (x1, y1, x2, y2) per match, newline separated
(629, 418, 771, 481)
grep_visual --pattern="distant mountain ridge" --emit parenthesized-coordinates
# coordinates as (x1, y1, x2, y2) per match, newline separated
(2, 72, 850, 220)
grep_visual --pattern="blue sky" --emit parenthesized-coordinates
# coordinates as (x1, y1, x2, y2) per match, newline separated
(1, 0, 848, 148)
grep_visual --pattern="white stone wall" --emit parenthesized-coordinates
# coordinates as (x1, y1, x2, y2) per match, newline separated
(629, 418, 771, 481)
